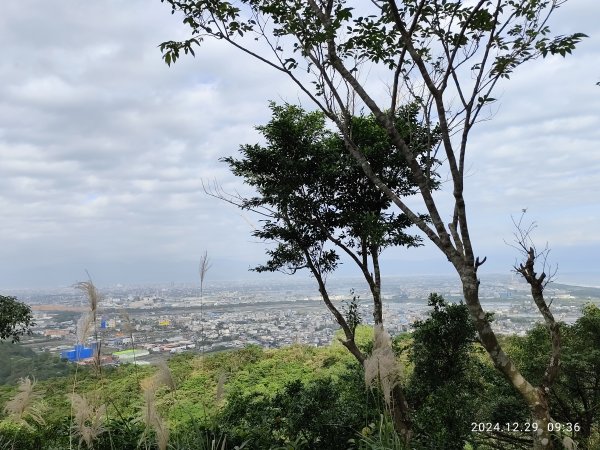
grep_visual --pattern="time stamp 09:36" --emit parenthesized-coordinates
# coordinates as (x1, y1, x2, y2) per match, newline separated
(471, 422, 580, 433)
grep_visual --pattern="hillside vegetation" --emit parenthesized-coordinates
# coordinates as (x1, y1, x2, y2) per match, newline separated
(0, 343, 73, 385)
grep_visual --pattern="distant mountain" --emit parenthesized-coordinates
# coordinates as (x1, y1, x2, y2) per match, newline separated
(550, 283, 600, 298)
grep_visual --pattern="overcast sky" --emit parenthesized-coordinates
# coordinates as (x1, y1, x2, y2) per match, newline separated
(1, 1, 599, 289)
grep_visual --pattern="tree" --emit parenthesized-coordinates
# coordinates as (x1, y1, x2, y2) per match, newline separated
(408, 293, 483, 450)
(410, 293, 479, 395)
(0, 295, 35, 343)
(561, 304, 600, 444)
(510, 304, 600, 447)
(214, 102, 437, 438)
(160, 1, 585, 447)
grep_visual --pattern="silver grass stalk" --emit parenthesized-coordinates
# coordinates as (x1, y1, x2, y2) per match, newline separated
(74, 280, 101, 321)
(76, 312, 93, 345)
(154, 361, 176, 391)
(93, 343, 102, 365)
(69, 277, 102, 450)
(139, 385, 158, 435)
(68, 393, 106, 448)
(364, 325, 401, 407)
(199, 251, 211, 358)
(3, 377, 46, 429)
(154, 416, 170, 450)
(215, 372, 228, 405)
(139, 378, 170, 450)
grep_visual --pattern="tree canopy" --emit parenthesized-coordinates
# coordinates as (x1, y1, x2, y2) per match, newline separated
(0, 295, 35, 343)
(408, 293, 482, 450)
(509, 304, 600, 442)
(222, 102, 436, 280)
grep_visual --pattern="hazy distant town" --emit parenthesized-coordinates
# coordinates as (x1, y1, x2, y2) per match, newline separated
(6, 274, 600, 366)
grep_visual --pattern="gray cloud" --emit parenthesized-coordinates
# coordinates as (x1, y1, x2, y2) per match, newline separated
(0, 0, 598, 288)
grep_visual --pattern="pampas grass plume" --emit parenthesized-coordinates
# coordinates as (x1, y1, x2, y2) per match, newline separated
(68, 393, 106, 448)
(74, 280, 101, 319)
(364, 325, 401, 407)
(3, 377, 45, 428)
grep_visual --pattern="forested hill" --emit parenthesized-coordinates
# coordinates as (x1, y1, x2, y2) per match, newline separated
(0, 342, 72, 385)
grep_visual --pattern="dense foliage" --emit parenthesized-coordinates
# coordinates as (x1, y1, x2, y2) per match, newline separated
(222, 102, 437, 278)
(408, 294, 483, 450)
(507, 304, 600, 443)
(0, 343, 72, 385)
(0, 295, 34, 343)
(219, 367, 375, 449)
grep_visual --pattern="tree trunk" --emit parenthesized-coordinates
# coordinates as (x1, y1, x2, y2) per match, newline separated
(304, 239, 413, 444)
(371, 248, 383, 325)
(460, 269, 554, 449)
(390, 383, 413, 443)
(531, 389, 554, 450)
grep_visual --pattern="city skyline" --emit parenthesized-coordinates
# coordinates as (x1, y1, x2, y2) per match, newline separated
(16, 273, 600, 362)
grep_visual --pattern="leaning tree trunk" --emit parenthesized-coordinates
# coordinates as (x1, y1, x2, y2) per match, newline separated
(305, 250, 414, 444)
(460, 267, 555, 449)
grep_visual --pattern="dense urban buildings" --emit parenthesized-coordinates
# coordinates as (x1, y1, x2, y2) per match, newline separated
(7, 275, 600, 366)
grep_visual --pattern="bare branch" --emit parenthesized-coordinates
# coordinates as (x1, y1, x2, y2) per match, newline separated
(509, 211, 561, 390)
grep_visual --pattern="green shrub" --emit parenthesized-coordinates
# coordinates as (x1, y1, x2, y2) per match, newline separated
(219, 364, 376, 449)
